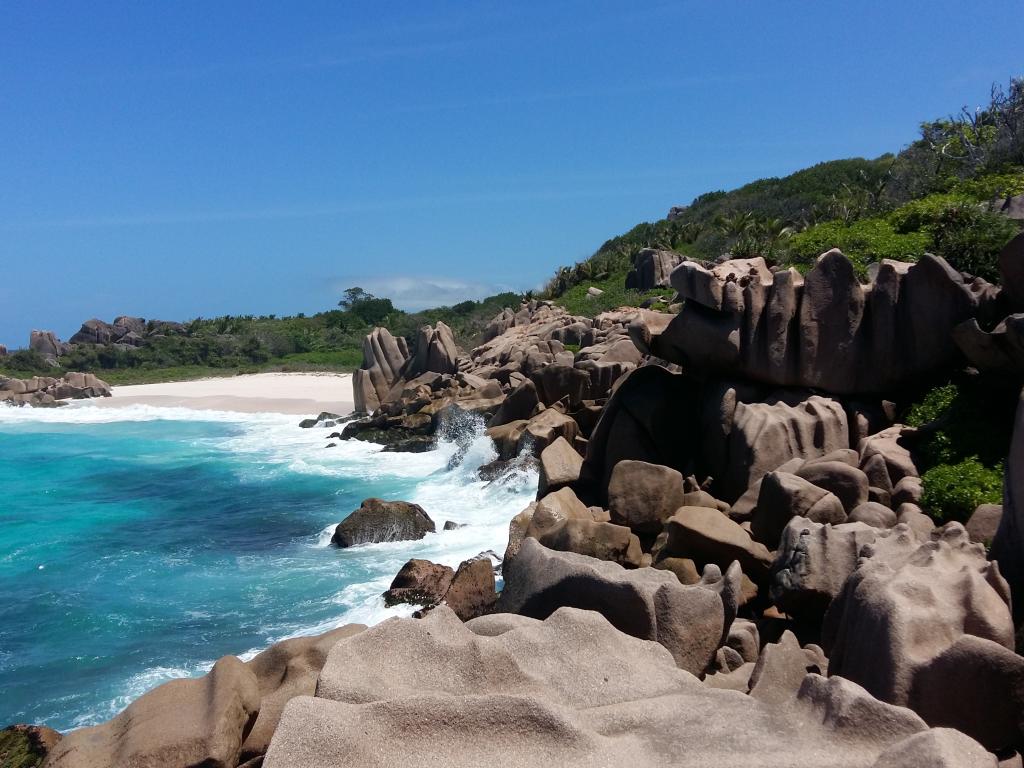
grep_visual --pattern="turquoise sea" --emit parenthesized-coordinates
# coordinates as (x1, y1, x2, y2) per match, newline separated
(0, 404, 535, 731)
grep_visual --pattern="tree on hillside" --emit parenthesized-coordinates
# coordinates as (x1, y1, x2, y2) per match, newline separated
(338, 286, 396, 326)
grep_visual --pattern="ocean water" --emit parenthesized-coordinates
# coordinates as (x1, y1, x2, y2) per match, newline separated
(0, 403, 536, 731)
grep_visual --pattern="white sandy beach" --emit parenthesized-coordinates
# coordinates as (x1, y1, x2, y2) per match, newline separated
(77, 372, 354, 415)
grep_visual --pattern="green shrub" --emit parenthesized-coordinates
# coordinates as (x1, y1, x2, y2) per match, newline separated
(888, 193, 969, 233)
(953, 170, 1024, 200)
(905, 383, 958, 428)
(920, 458, 1003, 523)
(904, 379, 1015, 468)
(783, 218, 930, 276)
(927, 204, 1018, 282)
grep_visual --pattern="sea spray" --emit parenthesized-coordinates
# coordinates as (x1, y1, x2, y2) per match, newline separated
(0, 404, 536, 730)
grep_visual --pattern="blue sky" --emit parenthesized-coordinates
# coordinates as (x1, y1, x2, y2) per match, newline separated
(0, 1, 1020, 347)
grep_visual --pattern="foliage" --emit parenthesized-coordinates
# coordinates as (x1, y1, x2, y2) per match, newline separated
(784, 218, 929, 275)
(904, 378, 1016, 522)
(338, 287, 397, 326)
(0, 727, 48, 768)
(1, 291, 529, 383)
(927, 204, 1018, 281)
(920, 458, 1003, 523)
(542, 78, 1024, 296)
(905, 383, 958, 429)
(921, 458, 1004, 523)
(553, 273, 669, 317)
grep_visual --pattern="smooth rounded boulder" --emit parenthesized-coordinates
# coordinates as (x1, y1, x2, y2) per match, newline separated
(607, 459, 686, 534)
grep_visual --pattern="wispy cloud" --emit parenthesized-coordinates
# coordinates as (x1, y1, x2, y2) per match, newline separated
(331, 275, 520, 311)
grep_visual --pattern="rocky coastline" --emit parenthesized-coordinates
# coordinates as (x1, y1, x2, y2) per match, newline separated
(8, 237, 1024, 767)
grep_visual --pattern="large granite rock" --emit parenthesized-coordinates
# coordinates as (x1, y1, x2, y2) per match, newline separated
(497, 538, 727, 673)
(352, 327, 409, 414)
(263, 604, 981, 768)
(823, 523, 1017, 751)
(440, 556, 497, 621)
(639, 250, 988, 395)
(239, 624, 365, 763)
(514, 488, 643, 568)
(43, 656, 260, 768)
(709, 388, 850, 503)
(28, 330, 66, 362)
(770, 516, 880, 620)
(607, 459, 686, 534)
(992, 387, 1024, 625)
(537, 436, 583, 497)
(382, 559, 455, 607)
(331, 498, 435, 547)
(625, 247, 684, 290)
(661, 506, 773, 579)
(751, 471, 846, 549)
(406, 322, 459, 379)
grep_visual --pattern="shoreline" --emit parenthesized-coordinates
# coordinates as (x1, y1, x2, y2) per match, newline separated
(75, 371, 354, 416)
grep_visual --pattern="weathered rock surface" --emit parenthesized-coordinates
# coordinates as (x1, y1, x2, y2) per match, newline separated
(625, 247, 683, 291)
(662, 506, 773, 578)
(352, 329, 408, 414)
(382, 559, 455, 607)
(770, 517, 879, 619)
(0, 372, 111, 407)
(751, 471, 846, 548)
(239, 625, 365, 763)
(638, 250, 988, 394)
(497, 538, 726, 673)
(44, 656, 260, 768)
(331, 498, 435, 547)
(264, 604, 976, 768)
(823, 523, 1016, 750)
(440, 556, 497, 621)
(967, 503, 1003, 545)
(607, 459, 686, 533)
(993, 388, 1024, 624)
(537, 436, 583, 497)
(514, 487, 642, 567)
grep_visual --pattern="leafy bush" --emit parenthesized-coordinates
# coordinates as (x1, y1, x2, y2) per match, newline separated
(783, 218, 930, 275)
(2, 349, 53, 374)
(905, 383, 958, 429)
(928, 204, 1018, 281)
(554, 273, 669, 317)
(904, 379, 1015, 468)
(920, 458, 1003, 523)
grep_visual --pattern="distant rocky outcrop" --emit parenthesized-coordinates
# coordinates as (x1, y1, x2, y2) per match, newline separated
(0, 372, 111, 407)
(28, 330, 68, 364)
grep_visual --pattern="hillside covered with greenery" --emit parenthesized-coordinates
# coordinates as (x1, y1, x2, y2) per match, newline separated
(545, 78, 1024, 297)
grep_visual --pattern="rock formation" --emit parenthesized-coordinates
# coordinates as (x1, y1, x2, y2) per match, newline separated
(625, 247, 683, 291)
(635, 250, 995, 394)
(823, 523, 1018, 751)
(0, 373, 111, 407)
(261, 605, 988, 767)
(330, 498, 435, 547)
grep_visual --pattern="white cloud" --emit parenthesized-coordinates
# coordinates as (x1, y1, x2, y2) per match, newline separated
(332, 275, 520, 311)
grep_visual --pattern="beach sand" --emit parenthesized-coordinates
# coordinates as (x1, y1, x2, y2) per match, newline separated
(77, 372, 354, 415)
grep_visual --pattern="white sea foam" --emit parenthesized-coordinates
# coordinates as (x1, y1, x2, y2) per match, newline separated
(27, 400, 539, 728)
